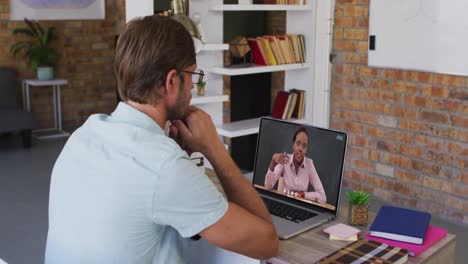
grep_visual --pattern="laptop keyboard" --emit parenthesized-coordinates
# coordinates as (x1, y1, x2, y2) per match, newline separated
(262, 197, 317, 223)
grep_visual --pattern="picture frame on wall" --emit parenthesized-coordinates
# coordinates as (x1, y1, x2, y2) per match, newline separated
(10, 0, 105, 20)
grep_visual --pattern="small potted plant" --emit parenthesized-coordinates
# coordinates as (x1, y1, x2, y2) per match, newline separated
(197, 80, 206, 96)
(346, 190, 370, 226)
(10, 18, 59, 80)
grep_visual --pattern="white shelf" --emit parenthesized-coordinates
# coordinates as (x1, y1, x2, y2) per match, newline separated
(216, 117, 306, 138)
(212, 4, 311, 11)
(201, 43, 229, 51)
(191, 90, 228, 105)
(208, 63, 309, 76)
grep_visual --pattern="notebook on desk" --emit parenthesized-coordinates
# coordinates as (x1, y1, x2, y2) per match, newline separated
(252, 117, 348, 239)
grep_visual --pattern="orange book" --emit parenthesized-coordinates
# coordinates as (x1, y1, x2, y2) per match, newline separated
(257, 37, 277, 65)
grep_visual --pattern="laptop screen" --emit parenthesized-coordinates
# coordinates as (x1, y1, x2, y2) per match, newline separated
(252, 118, 347, 214)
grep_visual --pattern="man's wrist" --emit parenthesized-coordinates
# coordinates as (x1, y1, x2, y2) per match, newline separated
(203, 140, 226, 161)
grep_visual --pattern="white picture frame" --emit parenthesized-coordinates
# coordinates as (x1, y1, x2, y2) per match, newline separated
(10, 0, 105, 21)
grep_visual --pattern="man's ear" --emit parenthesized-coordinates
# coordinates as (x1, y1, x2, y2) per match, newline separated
(164, 69, 179, 96)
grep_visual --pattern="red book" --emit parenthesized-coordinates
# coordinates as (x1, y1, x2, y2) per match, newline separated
(248, 38, 267, 66)
(271, 91, 290, 119)
(365, 225, 447, 257)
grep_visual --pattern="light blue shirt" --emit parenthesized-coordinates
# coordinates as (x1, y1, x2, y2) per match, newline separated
(45, 102, 228, 264)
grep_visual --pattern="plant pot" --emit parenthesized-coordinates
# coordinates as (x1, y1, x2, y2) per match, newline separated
(348, 203, 368, 226)
(37, 66, 54, 80)
(197, 85, 205, 96)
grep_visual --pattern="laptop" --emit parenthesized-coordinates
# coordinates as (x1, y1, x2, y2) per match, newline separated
(252, 117, 348, 239)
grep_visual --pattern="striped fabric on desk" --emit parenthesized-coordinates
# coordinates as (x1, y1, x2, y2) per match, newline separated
(316, 239, 408, 264)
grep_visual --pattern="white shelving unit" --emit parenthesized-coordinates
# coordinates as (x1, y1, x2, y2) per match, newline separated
(216, 117, 307, 138)
(211, 4, 312, 11)
(191, 90, 228, 105)
(209, 0, 334, 139)
(208, 63, 309, 76)
(200, 43, 229, 51)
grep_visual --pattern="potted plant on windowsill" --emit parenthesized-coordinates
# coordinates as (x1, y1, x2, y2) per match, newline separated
(346, 190, 370, 226)
(10, 18, 59, 80)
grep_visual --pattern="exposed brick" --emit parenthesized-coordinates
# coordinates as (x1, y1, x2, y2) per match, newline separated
(368, 80, 390, 90)
(352, 159, 374, 171)
(446, 196, 465, 211)
(382, 153, 412, 169)
(433, 74, 465, 87)
(398, 145, 424, 158)
(450, 115, 468, 128)
(426, 98, 460, 113)
(373, 188, 392, 201)
(395, 169, 422, 184)
(415, 135, 444, 151)
(420, 85, 449, 98)
(334, 64, 355, 75)
(412, 160, 441, 176)
(376, 140, 396, 152)
(449, 89, 468, 100)
(377, 115, 397, 128)
(344, 121, 365, 133)
(335, 40, 358, 51)
(334, 17, 368, 28)
(420, 111, 449, 124)
(344, 5, 369, 17)
(343, 29, 368, 40)
(416, 188, 447, 205)
(393, 106, 417, 119)
(376, 163, 394, 177)
(454, 171, 468, 185)
(331, 0, 466, 225)
(453, 184, 468, 198)
(423, 177, 451, 192)
(362, 149, 381, 161)
(391, 81, 418, 93)
(357, 66, 379, 77)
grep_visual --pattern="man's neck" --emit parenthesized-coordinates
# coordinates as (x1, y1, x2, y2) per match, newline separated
(126, 100, 167, 129)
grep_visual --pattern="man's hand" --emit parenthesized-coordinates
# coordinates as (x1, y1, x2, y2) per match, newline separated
(169, 106, 222, 157)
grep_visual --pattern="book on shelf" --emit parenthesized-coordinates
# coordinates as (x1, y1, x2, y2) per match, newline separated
(290, 89, 305, 119)
(271, 91, 290, 119)
(247, 38, 267, 65)
(271, 89, 305, 120)
(248, 34, 305, 66)
(369, 206, 431, 245)
(365, 225, 447, 257)
(316, 239, 408, 264)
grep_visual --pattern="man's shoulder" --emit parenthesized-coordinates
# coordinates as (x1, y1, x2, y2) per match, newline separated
(68, 114, 188, 169)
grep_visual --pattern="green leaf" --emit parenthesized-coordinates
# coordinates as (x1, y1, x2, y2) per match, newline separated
(10, 41, 32, 55)
(12, 28, 35, 37)
(24, 18, 39, 38)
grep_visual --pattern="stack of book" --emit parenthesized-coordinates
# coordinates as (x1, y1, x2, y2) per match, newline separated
(323, 223, 361, 241)
(248, 34, 305, 66)
(366, 206, 447, 257)
(271, 89, 305, 120)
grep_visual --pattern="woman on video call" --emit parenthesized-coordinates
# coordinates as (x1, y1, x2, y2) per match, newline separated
(264, 127, 327, 204)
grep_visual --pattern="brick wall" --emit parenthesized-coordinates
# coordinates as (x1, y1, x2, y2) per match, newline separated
(0, 0, 126, 130)
(331, 0, 467, 225)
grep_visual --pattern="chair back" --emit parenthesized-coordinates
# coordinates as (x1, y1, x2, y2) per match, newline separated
(0, 68, 18, 109)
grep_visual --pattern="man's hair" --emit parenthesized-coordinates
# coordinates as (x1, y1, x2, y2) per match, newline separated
(293, 127, 309, 142)
(115, 15, 196, 104)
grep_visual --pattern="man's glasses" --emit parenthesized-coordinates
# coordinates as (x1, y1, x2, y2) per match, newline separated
(182, 69, 205, 85)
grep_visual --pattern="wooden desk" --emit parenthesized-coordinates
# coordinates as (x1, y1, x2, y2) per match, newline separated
(205, 170, 456, 264)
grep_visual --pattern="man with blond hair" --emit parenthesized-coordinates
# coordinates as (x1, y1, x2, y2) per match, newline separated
(45, 15, 278, 263)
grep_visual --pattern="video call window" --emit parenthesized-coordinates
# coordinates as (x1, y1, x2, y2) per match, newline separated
(253, 119, 347, 212)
